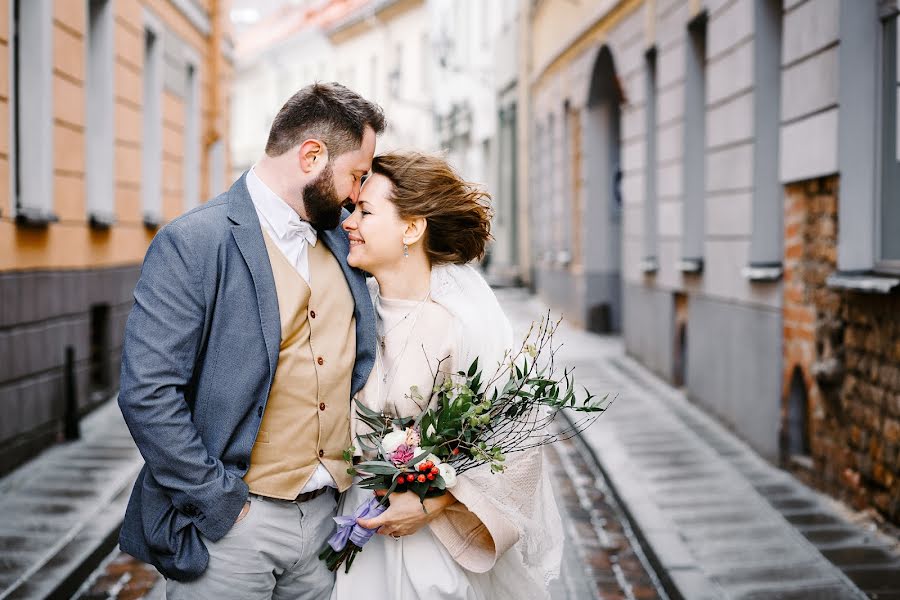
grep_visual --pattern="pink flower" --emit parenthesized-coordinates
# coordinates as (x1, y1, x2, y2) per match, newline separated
(390, 444, 416, 465)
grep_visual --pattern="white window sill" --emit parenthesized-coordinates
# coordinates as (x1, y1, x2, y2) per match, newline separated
(639, 257, 658, 274)
(15, 207, 58, 228)
(677, 258, 703, 274)
(143, 212, 163, 230)
(89, 210, 116, 230)
(742, 263, 783, 282)
(826, 271, 900, 294)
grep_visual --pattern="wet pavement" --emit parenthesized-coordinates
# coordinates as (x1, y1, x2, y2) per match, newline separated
(500, 287, 900, 600)
(0, 399, 143, 599)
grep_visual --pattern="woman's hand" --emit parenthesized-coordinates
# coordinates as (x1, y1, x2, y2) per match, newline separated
(356, 490, 457, 538)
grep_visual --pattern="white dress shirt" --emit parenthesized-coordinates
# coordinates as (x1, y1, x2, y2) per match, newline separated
(246, 166, 337, 493)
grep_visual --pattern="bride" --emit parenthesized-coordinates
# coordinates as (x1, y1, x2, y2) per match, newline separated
(332, 152, 562, 599)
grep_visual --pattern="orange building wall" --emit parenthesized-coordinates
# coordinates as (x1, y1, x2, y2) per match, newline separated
(0, 0, 9, 226)
(0, 0, 232, 272)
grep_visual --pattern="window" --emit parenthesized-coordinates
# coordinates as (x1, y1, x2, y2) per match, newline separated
(207, 140, 225, 197)
(547, 113, 557, 263)
(12, 0, 55, 226)
(680, 13, 707, 272)
(142, 13, 163, 227)
(836, 0, 900, 282)
(569, 105, 583, 269)
(391, 44, 403, 99)
(421, 34, 429, 92)
(642, 47, 658, 272)
(559, 101, 572, 267)
(183, 62, 200, 210)
(746, 0, 783, 279)
(878, 7, 900, 270)
(86, 0, 115, 227)
(533, 121, 546, 262)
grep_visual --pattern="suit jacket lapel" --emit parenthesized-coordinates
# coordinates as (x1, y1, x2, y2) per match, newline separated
(228, 173, 280, 381)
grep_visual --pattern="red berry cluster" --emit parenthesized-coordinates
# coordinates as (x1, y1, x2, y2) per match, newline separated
(400, 460, 440, 484)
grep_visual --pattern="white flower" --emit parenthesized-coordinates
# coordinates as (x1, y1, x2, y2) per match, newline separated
(381, 430, 408, 454)
(415, 453, 442, 471)
(438, 463, 457, 488)
(425, 424, 437, 438)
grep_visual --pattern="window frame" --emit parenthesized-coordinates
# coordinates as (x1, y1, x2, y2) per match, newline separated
(876, 5, 900, 273)
(183, 47, 201, 212)
(12, 0, 56, 227)
(86, 0, 116, 228)
(680, 11, 707, 273)
(141, 9, 164, 228)
(641, 46, 659, 274)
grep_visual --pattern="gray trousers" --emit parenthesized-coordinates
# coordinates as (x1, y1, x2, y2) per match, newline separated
(166, 490, 338, 600)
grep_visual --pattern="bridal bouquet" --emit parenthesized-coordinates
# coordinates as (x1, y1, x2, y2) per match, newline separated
(320, 314, 612, 573)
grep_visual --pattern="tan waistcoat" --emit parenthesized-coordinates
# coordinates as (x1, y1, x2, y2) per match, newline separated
(243, 230, 356, 497)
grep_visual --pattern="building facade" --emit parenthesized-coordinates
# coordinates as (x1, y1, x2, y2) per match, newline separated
(231, 0, 436, 178)
(521, 0, 900, 526)
(0, 0, 232, 475)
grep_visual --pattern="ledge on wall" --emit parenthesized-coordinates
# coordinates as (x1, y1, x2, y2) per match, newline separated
(639, 257, 659, 274)
(826, 271, 900, 294)
(88, 210, 116, 230)
(677, 258, 703, 274)
(742, 263, 783, 282)
(142, 213, 162, 231)
(14, 207, 59, 228)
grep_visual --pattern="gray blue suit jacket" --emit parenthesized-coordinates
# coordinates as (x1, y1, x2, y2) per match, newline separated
(117, 173, 376, 581)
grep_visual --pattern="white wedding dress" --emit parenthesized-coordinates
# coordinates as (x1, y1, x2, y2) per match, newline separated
(330, 265, 563, 600)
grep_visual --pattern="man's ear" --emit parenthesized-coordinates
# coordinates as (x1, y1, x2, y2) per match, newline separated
(403, 217, 428, 246)
(298, 139, 327, 174)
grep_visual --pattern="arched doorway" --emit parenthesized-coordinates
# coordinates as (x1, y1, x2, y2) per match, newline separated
(583, 46, 624, 333)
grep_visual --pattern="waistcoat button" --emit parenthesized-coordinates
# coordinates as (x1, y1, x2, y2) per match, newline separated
(317, 357, 324, 366)
(318, 449, 325, 458)
(310, 310, 316, 319)
(319, 402, 326, 411)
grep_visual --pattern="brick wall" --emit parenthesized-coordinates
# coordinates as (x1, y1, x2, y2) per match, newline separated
(782, 175, 900, 526)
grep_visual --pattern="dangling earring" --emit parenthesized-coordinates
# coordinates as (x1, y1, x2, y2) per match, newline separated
(403, 243, 409, 258)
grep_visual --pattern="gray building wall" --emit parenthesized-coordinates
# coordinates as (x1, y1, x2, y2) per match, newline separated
(530, 0, 799, 458)
(0, 267, 138, 476)
(622, 283, 674, 381)
(686, 295, 782, 458)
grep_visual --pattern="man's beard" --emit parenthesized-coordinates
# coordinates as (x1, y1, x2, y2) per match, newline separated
(302, 163, 343, 230)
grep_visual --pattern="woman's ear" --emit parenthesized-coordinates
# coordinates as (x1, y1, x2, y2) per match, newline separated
(403, 217, 428, 246)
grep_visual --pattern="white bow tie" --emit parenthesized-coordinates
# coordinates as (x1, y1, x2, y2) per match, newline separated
(284, 220, 317, 247)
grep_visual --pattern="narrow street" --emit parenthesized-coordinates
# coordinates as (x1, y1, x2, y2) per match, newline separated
(72, 406, 669, 600)
(3, 288, 897, 599)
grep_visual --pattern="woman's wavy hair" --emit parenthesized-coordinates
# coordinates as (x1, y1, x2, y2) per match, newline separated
(370, 152, 493, 265)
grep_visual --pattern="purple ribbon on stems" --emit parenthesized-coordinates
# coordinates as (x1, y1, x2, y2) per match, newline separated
(328, 496, 388, 552)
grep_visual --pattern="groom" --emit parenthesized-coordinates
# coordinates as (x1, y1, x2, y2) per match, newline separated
(117, 83, 383, 598)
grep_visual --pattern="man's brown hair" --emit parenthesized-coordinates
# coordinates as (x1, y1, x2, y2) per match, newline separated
(265, 82, 386, 157)
(371, 152, 493, 265)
